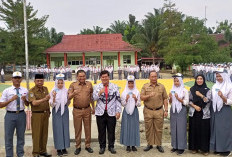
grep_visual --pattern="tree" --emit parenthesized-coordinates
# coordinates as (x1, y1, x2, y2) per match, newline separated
(79, 26, 109, 34)
(123, 14, 140, 44)
(107, 20, 126, 35)
(133, 8, 163, 61)
(158, 0, 184, 56)
(80, 28, 95, 34)
(0, 0, 50, 66)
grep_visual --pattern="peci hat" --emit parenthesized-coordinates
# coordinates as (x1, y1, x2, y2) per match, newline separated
(12, 71, 22, 78)
(34, 74, 44, 79)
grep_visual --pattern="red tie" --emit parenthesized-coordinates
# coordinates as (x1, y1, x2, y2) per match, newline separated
(105, 85, 108, 110)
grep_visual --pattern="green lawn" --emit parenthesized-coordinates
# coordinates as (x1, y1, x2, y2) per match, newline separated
(0, 84, 11, 92)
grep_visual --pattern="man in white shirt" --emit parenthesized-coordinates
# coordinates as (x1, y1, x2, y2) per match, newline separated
(1, 68, 5, 83)
(0, 71, 29, 157)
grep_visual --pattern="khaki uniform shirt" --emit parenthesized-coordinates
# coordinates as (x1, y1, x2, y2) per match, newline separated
(68, 81, 93, 108)
(141, 82, 168, 109)
(28, 86, 49, 111)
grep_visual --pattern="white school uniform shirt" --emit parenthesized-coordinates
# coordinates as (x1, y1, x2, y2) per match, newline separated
(0, 86, 28, 111)
(230, 66, 232, 75)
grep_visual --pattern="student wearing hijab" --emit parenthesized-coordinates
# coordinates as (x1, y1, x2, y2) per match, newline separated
(168, 73, 189, 155)
(49, 74, 71, 156)
(188, 74, 211, 156)
(120, 75, 141, 152)
(210, 70, 232, 157)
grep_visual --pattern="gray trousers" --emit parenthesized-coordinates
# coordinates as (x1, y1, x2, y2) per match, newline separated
(1, 75, 5, 83)
(4, 111, 26, 157)
(94, 73, 97, 84)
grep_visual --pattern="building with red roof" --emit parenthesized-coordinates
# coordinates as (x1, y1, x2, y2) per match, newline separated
(45, 33, 140, 70)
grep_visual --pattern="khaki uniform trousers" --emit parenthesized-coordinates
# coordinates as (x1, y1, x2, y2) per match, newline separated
(31, 112, 49, 156)
(73, 107, 91, 148)
(144, 107, 164, 146)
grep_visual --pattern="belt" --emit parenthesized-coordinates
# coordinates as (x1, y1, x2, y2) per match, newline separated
(145, 105, 163, 111)
(7, 110, 24, 114)
(32, 110, 49, 113)
(74, 105, 90, 110)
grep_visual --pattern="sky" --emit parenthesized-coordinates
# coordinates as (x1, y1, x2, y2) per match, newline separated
(0, 0, 232, 35)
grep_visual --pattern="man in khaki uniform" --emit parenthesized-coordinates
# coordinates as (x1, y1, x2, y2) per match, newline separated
(28, 74, 51, 157)
(141, 71, 168, 153)
(68, 70, 95, 155)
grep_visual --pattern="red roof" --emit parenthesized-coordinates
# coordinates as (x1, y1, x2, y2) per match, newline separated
(46, 34, 140, 53)
(209, 33, 230, 47)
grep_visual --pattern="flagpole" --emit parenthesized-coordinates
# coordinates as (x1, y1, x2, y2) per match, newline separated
(23, 0, 29, 90)
(23, 0, 31, 131)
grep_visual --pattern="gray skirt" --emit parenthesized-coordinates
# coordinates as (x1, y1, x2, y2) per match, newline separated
(52, 105, 70, 150)
(120, 107, 140, 146)
(210, 105, 232, 152)
(170, 106, 187, 150)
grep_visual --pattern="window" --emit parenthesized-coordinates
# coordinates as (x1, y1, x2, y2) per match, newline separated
(123, 55, 131, 64)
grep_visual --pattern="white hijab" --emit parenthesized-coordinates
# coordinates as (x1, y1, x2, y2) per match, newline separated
(122, 76, 139, 115)
(171, 77, 185, 113)
(49, 79, 68, 115)
(212, 72, 232, 112)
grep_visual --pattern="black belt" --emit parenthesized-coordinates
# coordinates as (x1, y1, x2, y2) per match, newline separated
(74, 105, 90, 110)
(145, 105, 163, 111)
(7, 110, 24, 113)
(32, 110, 49, 113)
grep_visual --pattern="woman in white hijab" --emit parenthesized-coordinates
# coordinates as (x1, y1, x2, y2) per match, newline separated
(168, 73, 189, 155)
(120, 75, 141, 152)
(210, 70, 232, 156)
(49, 74, 70, 156)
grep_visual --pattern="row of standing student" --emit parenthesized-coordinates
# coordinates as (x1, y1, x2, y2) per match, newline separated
(170, 71, 232, 156)
(1, 70, 232, 157)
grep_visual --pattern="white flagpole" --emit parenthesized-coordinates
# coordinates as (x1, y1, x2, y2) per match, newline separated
(23, 0, 29, 90)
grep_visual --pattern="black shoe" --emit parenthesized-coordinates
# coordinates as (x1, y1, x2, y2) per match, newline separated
(144, 145, 153, 151)
(99, 148, 105, 155)
(171, 148, 177, 153)
(108, 147, 116, 154)
(156, 146, 164, 153)
(220, 152, 231, 156)
(40, 152, 52, 157)
(62, 149, 68, 156)
(214, 151, 220, 155)
(132, 146, 137, 151)
(57, 150, 63, 157)
(74, 148, 81, 155)
(126, 146, 131, 152)
(176, 149, 184, 155)
(85, 147, 94, 153)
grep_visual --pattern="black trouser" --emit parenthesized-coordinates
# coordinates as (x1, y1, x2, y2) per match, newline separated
(96, 112, 116, 149)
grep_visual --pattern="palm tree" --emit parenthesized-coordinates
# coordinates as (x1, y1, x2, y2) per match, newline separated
(107, 20, 126, 35)
(80, 28, 94, 35)
(135, 8, 163, 62)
